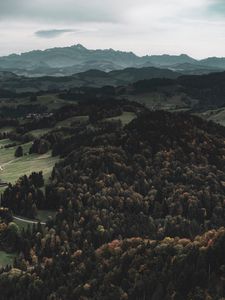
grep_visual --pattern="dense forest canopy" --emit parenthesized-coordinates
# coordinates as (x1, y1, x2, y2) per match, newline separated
(0, 97, 225, 299)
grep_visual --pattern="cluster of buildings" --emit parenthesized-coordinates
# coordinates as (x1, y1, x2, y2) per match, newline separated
(25, 112, 54, 120)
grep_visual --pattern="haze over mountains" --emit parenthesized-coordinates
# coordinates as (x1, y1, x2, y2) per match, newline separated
(0, 67, 181, 93)
(0, 44, 224, 77)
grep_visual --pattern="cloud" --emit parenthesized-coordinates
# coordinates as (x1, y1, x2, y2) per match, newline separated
(209, 0, 225, 16)
(0, 0, 126, 23)
(0, 0, 224, 58)
(0, 0, 220, 26)
(35, 29, 76, 38)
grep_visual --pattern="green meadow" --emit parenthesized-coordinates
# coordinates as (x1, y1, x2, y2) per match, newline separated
(0, 139, 58, 184)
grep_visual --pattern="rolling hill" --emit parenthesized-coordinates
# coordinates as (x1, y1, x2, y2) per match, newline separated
(0, 67, 181, 93)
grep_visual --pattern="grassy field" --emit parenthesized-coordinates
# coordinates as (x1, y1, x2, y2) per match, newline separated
(0, 126, 15, 134)
(37, 94, 77, 111)
(105, 112, 136, 126)
(123, 92, 192, 111)
(200, 108, 225, 127)
(0, 94, 77, 116)
(0, 251, 15, 267)
(56, 115, 89, 128)
(0, 140, 59, 184)
(0, 139, 17, 148)
(28, 128, 53, 138)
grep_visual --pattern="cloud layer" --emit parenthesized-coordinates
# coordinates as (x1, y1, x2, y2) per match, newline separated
(35, 29, 76, 39)
(0, 0, 224, 58)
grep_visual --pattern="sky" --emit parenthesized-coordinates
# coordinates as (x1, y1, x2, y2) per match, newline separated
(0, 0, 224, 58)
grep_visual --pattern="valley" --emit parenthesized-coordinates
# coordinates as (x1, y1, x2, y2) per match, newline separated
(1, 64, 225, 299)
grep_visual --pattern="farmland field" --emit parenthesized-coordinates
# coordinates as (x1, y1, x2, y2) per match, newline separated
(200, 108, 225, 127)
(56, 115, 89, 128)
(37, 94, 77, 111)
(0, 127, 15, 134)
(0, 139, 59, 184)
(104, 111, 136, 126)
(28, 128, 53, 138)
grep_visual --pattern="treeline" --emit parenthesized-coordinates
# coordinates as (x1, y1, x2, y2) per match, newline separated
(28, 99, 143, 156)
(0, 104, 48, 118)
(128, 71, 225, 110)
(1, 172, 45, 218)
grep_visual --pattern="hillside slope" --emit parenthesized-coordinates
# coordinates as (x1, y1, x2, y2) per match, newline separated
(1, 107, 225, 298)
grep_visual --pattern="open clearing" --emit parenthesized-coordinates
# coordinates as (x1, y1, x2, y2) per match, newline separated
(104, 111, 136, 126)
(27, 115, 89, 137)
(28, 128, 53, 138)
(56, 115, 89, 128)
(37, 94, 77, 111)
(0, 127, 15, 134)
(200, 108, 225, 127)
(0, 139, 59, 184)
(0, 139, 16, 148)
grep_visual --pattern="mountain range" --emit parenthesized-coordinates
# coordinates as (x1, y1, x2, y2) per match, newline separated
(0, 44, 224, 77)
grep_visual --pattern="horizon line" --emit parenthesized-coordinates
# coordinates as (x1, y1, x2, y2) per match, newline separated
(0, 43, 223, 61)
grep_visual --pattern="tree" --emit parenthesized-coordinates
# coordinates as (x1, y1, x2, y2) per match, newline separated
(30, 94, 37, 102)
(6, 222, 20, 247)
(15, 146, 23, 157)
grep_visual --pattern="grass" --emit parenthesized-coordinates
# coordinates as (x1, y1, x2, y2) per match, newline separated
(0, 139, 16, 148)
(0, 152, 58, 184)
(0, 94, 76, 117)
(0, 251, 16, 267)
(27, 115, 89, 137)
(123, 92, 191, 111)
(104, 112, 136, 126)
(28, 128, 53, 138)
(200, 108, 225, 127)
(0, 127, 15, 134)
(0, 140, 59, 185)
(37, 94, 77, 111)
(56, 115, 89, 128)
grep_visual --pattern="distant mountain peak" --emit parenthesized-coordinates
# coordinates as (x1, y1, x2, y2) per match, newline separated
(0, 45, 225, 77)
(180, 54, 191, 58)
(71, 44, 87, 50)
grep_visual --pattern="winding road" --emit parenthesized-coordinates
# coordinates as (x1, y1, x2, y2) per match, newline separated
(13, 215, 46, 226)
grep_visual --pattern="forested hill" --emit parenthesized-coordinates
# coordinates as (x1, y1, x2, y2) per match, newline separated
(1, 105, 225, 299)
(1, 69, 225, 113)
(123, 71, 225, 111)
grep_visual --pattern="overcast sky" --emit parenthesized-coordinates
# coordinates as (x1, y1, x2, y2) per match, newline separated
(0, 0, 224, 58)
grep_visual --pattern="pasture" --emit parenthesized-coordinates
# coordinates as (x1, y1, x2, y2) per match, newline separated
(0, 139, 59, 184)
(104, 111, 136, 126)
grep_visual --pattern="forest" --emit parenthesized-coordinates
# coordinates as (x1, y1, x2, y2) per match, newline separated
(2, 0, 225, 297)
(0, 93, 225, 299)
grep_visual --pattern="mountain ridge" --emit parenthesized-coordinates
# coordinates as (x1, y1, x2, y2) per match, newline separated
(0, 44, 224, 77)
